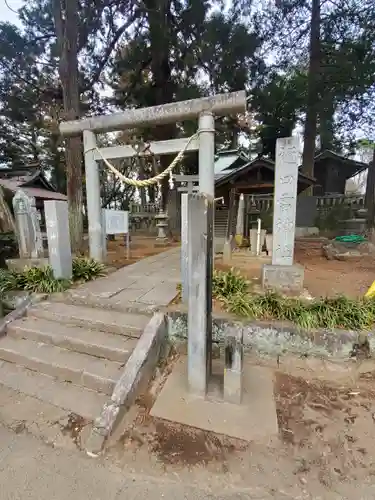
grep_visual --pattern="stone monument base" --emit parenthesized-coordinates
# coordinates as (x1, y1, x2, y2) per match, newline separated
(6, 257, 49, 272)
(154, 237, 170, 247)
(262, 263, 304, 293)
(150, 357, 278, 443)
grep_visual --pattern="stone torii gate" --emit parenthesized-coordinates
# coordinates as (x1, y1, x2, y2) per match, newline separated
(59, 91, 247, 397)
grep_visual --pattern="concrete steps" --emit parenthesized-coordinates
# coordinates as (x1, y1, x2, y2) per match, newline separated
(0, 361, 107, 420)
(0, 300, 150, 425)
(28, 301, 150, 336)
(50, 292, 158, 315)
(8, 317, 138, 363)
(0, 336, 122, 395)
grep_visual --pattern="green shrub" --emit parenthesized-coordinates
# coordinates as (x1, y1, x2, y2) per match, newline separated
(72, 257, 106, 282)
(21, 266, 71, 293)
(315, 205, 352, 231)
(212, 268, 249, 299)
(0, 257, 105, 296)
(0, 268, 19, 294)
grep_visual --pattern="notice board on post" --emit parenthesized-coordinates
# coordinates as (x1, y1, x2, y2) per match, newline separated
(103, 209, 129, 235)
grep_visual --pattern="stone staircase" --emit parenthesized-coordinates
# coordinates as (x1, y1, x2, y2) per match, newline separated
(0, 301, 150, 421)
(214, 207, 237, 252)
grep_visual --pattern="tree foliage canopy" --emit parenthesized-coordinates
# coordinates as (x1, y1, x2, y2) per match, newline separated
(0, 0, 374, 206)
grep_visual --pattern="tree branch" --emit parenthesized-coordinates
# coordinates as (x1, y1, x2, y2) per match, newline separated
(88, 12, 139, 89)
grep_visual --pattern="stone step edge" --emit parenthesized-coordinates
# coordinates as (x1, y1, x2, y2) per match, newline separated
(0, 361, 107, 422)
(27, 306, 147, 337)
(7, 323, 133, 364)
(0, 347, 116, 396)
(50, 293, 158, 316)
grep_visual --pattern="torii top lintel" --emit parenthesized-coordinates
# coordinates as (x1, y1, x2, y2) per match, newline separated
(59, 91, 247, 137)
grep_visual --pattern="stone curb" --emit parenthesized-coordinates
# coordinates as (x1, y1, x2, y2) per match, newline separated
(85, 312, 168, 456)
(167, 310, 366, 359)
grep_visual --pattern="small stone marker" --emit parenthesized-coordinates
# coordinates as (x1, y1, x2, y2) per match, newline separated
(262, 137, 304, 292)
(187, 192, 213, 396)
(44, 200, 72, 279)
(224, 325, 244, 404)
(13, 190, 43, 259)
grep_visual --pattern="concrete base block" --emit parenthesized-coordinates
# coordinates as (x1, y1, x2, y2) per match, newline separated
(262, 263, 304, 293)
(150, 357, 278, 443)
(6, 258, 49, 271)
(85, 427, 106, 456)
(154, 238, 169, 247)
(295, 226, 319, 238)
(223, 369, 242, 404)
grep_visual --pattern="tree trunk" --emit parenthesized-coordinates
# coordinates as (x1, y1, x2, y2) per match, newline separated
(319, 97, 335, 152)
(365, 148, 375, 241)
(301, 0, 321, 193)
(144, 0, 175, 211)
(53, 0, 83, 253)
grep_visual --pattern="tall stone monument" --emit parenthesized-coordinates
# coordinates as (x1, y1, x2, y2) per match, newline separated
(261, 137, 304, 292)
(12, 190, 44, 260)
(44, 200, 72, 279)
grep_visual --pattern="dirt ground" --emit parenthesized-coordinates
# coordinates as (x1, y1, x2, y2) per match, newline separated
(103, 236, 375, 298)
(106, 353, 375, 499)
(104, 235, 179, 269)
(218, 239, 375, 299)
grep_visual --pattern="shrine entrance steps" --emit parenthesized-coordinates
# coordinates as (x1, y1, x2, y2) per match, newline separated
(0, 249, 180, 446)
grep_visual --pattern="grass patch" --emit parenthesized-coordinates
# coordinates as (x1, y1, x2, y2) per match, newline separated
(221, 292, 375, 330)
(212, 268, 250, 299)
(0, 257, 106, 295)
(179, 268, 375, 331)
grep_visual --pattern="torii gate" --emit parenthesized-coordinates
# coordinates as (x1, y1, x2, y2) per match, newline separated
(59, 91, 247, 397)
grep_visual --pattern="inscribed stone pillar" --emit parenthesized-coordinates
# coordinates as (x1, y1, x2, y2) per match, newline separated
(235, 193, 245, 241)
(262, 137, 304, 292)
(44, 200, 72, 279)
(29, 196, 44, 258)
(13, 190, 36, 259)
(271, 137, 299, 266)
(187, 193, 213, 396)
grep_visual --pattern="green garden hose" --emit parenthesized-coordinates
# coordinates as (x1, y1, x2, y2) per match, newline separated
(334, 234, 366, 244)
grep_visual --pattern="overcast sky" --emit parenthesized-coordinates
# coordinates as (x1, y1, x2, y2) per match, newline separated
(1, 0, 23, 25)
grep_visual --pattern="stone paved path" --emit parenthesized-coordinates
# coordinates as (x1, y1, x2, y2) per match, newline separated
(66, 247, 180, 312)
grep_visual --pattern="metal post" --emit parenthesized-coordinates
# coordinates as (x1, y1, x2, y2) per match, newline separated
(198, 112, 215, 196)
(83, 130, 104, 261)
